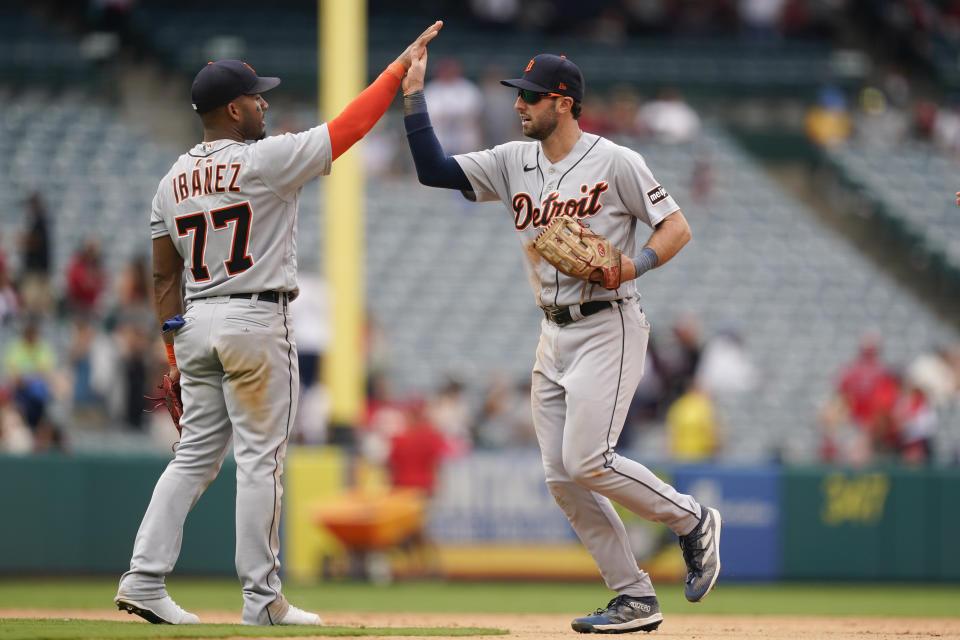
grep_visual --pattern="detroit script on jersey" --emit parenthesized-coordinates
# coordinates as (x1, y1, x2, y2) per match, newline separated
(512, 181, 608, 230)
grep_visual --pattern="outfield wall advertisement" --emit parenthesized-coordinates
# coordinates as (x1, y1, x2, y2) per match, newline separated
(1, 452, 957, 580)
(671, 465, 781, 580)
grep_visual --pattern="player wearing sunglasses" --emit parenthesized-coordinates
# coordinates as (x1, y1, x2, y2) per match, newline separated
(401, 51, 721, 634)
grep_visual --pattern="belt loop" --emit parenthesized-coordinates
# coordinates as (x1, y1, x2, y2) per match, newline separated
(568, 303, 584, 322)
(249, 292, 259, 308)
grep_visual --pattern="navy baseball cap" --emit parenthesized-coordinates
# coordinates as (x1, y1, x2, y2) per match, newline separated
(501, 54, 584, 103)
(191, 60, 280, 114)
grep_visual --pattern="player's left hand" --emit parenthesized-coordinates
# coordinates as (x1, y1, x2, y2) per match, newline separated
(395, 20, 443, 71)
(590, 253, 635, 288)
(403, 38, 430, 95)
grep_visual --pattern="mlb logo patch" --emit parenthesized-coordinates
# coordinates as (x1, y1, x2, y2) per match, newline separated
(647, 185, 668, 205)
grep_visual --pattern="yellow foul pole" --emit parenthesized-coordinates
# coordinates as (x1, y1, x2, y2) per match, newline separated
(320, 0, 366, 436)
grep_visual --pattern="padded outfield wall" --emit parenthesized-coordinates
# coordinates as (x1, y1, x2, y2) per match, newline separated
(0, 450, 957, 581)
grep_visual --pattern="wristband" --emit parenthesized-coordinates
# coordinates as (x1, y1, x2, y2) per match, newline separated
(632, 247, 659, 278)
(404, 90, 428, 116)
(165, 343, 177, 368)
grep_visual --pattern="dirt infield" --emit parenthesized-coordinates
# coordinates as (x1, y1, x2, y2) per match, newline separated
(4, 609, 960, 639)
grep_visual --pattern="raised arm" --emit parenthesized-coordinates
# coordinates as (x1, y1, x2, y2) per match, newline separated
(401, 40, 471, 190)
(327, 20, 443, 160)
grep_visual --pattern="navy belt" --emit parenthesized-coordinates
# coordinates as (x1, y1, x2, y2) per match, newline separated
(542, 300, 616, 326)
(229, 291, 286, 304)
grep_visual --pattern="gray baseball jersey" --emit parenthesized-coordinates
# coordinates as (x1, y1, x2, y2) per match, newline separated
(150, 125, 332, 300)
(120, 124, 332, 625)
(454, 132, 680, 306)
(454, 131, 701, 600)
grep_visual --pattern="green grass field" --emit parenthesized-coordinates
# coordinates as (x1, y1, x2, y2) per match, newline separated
(2, 578, 960, 618)
(0, 620, 506, 640)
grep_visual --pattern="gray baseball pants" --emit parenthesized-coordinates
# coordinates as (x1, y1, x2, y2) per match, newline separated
(532, 297, 701, 597)
(118, 295, 297, 625)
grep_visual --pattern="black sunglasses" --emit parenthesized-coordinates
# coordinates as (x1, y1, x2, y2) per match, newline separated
(518, 88, 563, 105)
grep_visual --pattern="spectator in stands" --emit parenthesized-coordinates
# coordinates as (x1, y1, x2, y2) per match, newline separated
(892, 379, 937, 465)
(3, 319, 55, 434)
(819, 331, 901, 464)
(905, 346, 957, 410)
(19, 193, 52, 315)
(739, 0, 788, 39)
(65, 238, 107, 317)
(835, 331, 892, 428)
(469, 0, 519, 29)
(665, 384, 721, 462)
(656, 313, 704, 408)
(68, 317, 101, 416)
(387, 398, 447, 495)
(114, 318, 151, 430)
(424, 58, 484, 155)
(426, 377, 472, 456)
(804, 85, 852, 147)
(638, 88, 701, 144)
(0, 385, 33, 455)
(695, 329, 758, 398)
(625, 334, 668, 434)
(385, 397, 447, 578)
(360, 373, 406, 465)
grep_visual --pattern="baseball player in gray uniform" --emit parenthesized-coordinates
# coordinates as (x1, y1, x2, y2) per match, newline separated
(402, 52, 721, 633)
(114, 22, 442, 626)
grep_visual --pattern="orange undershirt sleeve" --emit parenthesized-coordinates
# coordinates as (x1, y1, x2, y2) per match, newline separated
(328, 61, 405, 161)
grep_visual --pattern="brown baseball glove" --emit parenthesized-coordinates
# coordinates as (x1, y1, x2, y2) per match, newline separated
(533, 215, 622, 289)
(146, 374, 183, 440)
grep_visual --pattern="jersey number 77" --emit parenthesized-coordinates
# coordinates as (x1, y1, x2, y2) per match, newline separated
(175, 202, 254, 282)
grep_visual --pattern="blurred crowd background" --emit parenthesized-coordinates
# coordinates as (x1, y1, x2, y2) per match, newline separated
(3, 0, 960, 486)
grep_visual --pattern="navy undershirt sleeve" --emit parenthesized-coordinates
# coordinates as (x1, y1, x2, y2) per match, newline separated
(403, 111, 472, 191)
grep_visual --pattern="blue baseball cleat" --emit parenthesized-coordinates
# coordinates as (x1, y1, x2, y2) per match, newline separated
(679, 505, 722, 602)
(571, 595, 663, 634)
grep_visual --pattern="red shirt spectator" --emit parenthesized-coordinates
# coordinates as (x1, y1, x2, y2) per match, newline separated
(65, 240, 106, 314)
(836, 333, 892, 427)
(387, 410, 446, 496)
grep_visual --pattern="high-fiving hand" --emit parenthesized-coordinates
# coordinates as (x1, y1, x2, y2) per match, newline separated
(396, 20, 443, 71)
